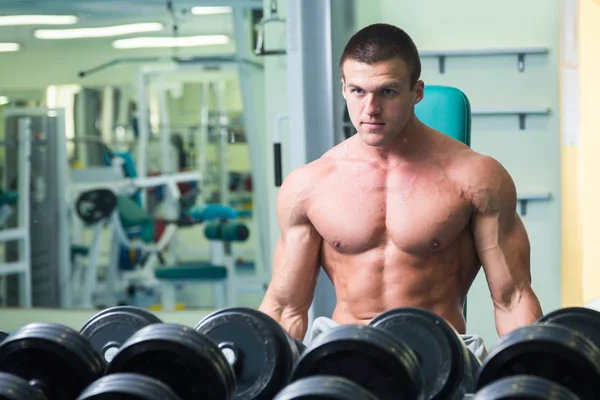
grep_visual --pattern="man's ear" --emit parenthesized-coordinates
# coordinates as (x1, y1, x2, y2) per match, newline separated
(413, 80, 425, 105)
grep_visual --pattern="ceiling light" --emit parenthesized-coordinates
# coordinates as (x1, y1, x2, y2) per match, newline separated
(0, 43, 20, 52)
(0, 97, 9, 106)
(34, 23, 164, 40)
(113, 35, 230, 49)
(0, 15, 78, 26)
(190, 6, 232, 15)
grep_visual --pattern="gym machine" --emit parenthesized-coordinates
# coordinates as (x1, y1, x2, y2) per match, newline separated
(1, 108, 71, 309)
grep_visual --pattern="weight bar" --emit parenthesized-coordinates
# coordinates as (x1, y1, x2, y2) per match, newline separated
(105, 323, 236, 400)
(80, 305, 162, 364)
(76, 373, 182, 400)
(0, 322, 105, 400)
(194, 307, 305, 399)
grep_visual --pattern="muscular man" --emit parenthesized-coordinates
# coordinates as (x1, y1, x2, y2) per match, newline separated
(258, 23, 543, 343)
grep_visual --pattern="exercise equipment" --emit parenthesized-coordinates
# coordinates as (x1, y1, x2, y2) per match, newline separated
(0, 332, 7, 343)
(537, 306, 600, 351)
(75, 188, 118, 225)
(290, 324, 424, 400)
(475, 323, 600, 399)
(0, 372, 48, 400)
(0, 322, 105, 399)
(273, 376, 380, 400)
(194, 307, 303, 399)
(80, 305, 162, 363)
(369, 307, 471, 400)
(76, 373, 182, 400)
(473, 375, 579, 400)
(105, 323, 235, 400)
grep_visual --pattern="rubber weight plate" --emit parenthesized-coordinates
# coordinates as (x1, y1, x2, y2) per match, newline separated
(476, 323, 600, 399)
(80, 305, 162, 363)
(273, 376, 380, 400)
(77, 373, 182, 400)
(291, 324, 425, 400)
(369, 307, 470, 400)
(473, 375, 579, 400)
(106, 323, 235, 400)
(0, 322, 105, 400)
(195, 307, 301, 400)
(537, 306, 600, 351)
(0, 372, 48, 400)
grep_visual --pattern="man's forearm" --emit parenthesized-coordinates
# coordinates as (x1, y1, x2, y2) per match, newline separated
(258, 301, 309, 340)
(494, 287, 543, 337)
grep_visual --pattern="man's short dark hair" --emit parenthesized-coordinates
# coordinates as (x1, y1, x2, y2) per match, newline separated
(340, 23, 421, 87)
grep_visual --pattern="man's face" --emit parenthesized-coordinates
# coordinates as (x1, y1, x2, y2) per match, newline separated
(341, 57, 424, 148)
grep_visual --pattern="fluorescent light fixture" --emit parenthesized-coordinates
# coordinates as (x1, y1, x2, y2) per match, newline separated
(0, 96, 9, 106)
(0, 15, 78, 26)
(0, 43, 20, 52)
(35, 22, 164, 40)
(191, 6, 232, 15)
(113, 35, 230, 49)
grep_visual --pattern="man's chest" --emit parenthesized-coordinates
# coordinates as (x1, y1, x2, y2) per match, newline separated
(307, 168, 473, 254)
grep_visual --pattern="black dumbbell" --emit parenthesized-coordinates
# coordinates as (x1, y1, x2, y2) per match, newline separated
(473, 375, 579, 399)
(289, 323, 424, 400)
(368, 307, 473, 400)
(475, 322, 600, 399)
(0, 372, 48, 400)
(77, 373, 182, 400)
(194, 307, 304, 400)
(274, 376, 380, 400)
(80, 305, 162, 364)
(104, 323, 235, 400)
(0, 331, 7, 343)
(0, 322, 105, 400)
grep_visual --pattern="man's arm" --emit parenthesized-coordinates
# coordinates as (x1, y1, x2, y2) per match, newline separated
(258, 167, 322, 340)
(469, 155, 543, 338)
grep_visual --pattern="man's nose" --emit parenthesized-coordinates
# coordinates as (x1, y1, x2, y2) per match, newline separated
(364, 94, 381, 115)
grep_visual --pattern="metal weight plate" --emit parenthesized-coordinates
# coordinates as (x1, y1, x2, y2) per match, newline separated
(369, 307, 470, 400)
(194, 307, 300, 400)
(0, 322, 105, 400)
(0, 372, 48, 400)
(76, 188, 118, 224)
(273, 376, 381, 400)
(476, 323, 600, 399)
(465, 349, 482, 393)
(80, 305, 162, 363)
(537, 306, 600, 351)
(76, 373, 182, 400)
(473, 375, 579, 400)
(106, 323, 235, 400)
(291, 324, 425, 400)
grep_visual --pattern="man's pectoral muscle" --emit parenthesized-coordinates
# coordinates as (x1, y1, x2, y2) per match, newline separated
(258, 168, 322, 340)
(470, 156, 543, 337)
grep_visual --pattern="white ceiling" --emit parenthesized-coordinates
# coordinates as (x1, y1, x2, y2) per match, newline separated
(0, 0, 263, 49)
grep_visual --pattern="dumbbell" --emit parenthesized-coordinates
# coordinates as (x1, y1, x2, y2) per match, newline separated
(0, 331, 7, 343)
(274, 376, 380, 400)
(0, 322, 105, 399)
(194, 307, 305, 399)
(77, 373, 182, 400)
(473, 375, 579, 399)
(80, 305, 162, 364)
(102, 323, 235, 400)
(474, 308, 600, 399)
(368, 307, 476, 400)
(287, 323, 424, 400)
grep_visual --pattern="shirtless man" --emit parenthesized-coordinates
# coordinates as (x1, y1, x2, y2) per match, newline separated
(258, 23, 543, 343)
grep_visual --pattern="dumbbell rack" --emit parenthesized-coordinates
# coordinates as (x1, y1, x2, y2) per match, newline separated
(0, 116, 32, 307)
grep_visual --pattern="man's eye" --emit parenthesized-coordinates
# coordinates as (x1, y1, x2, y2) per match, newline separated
(352, 88, 363, 94)
(383, 89, 395, 95)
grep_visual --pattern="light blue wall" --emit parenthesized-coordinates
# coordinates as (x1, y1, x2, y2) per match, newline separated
(263, 0, 562, 348)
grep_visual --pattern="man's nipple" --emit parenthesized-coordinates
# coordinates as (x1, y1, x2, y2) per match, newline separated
(333, 240, 341, 249)
(431, 239, 441, 249)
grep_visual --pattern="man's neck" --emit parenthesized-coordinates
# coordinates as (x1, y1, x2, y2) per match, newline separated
(357, 116, 429, 167)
